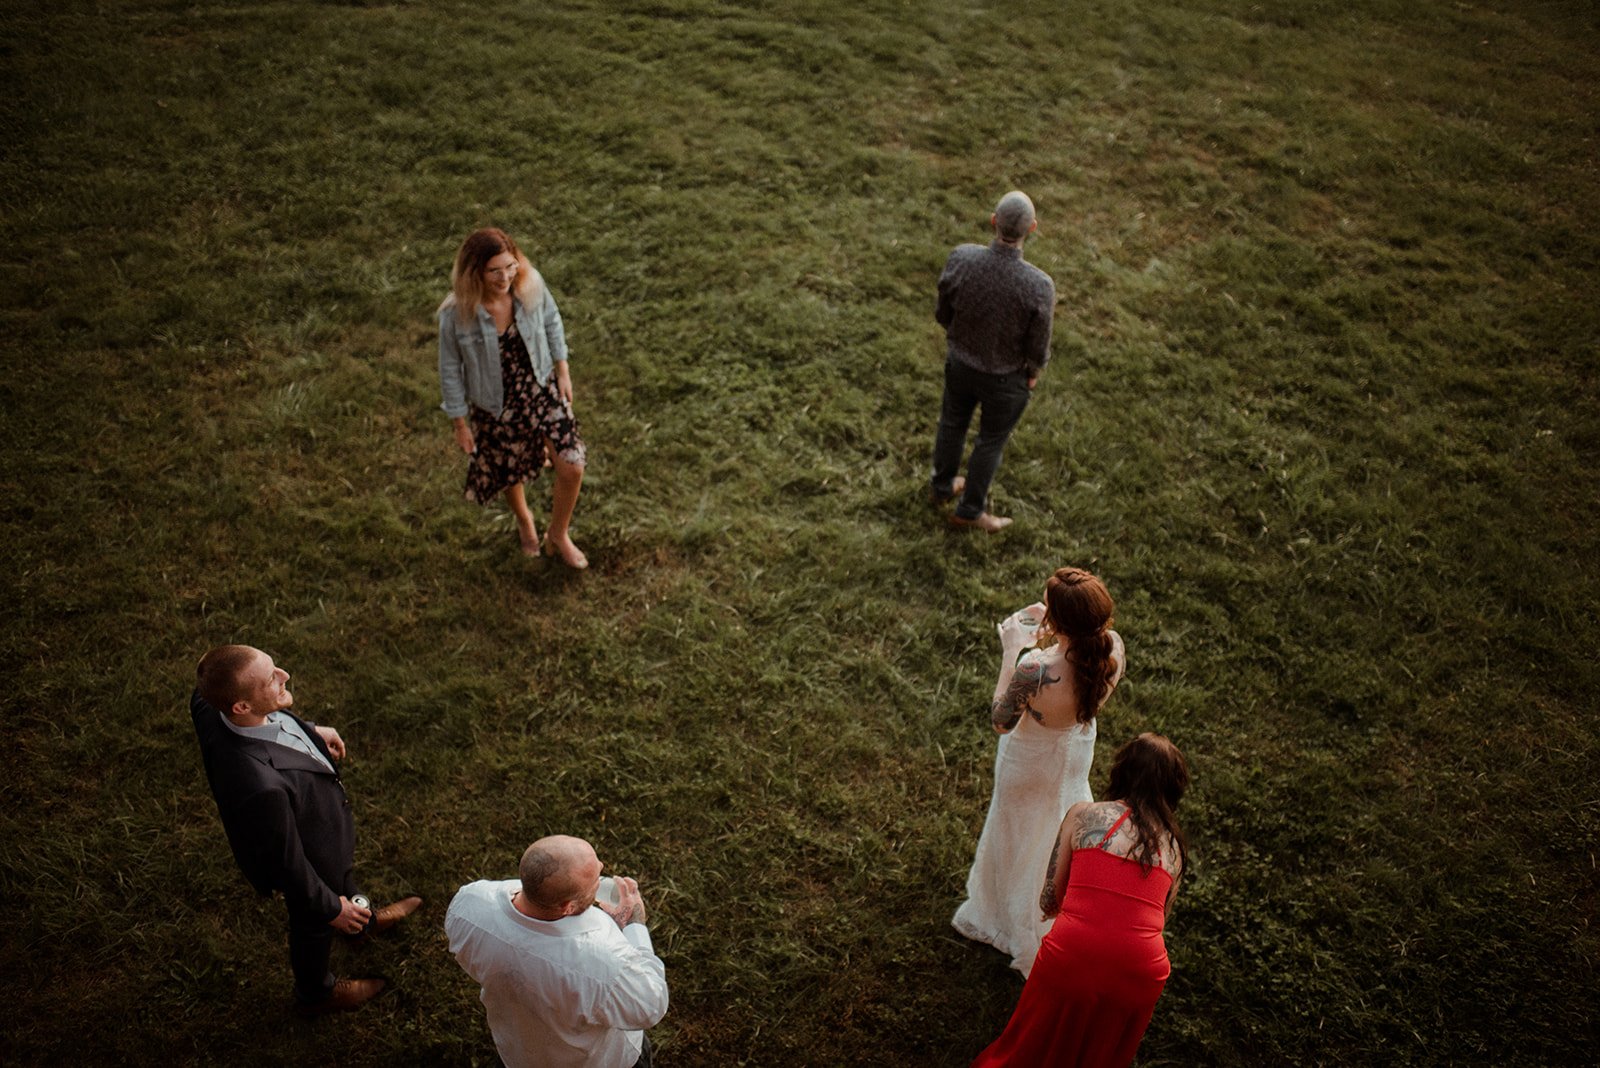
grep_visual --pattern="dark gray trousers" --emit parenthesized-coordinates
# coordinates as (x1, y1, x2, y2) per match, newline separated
(287, 899, 339, 1003)
(286, 875, 360, 1004)
(930, 358, 1032, 519)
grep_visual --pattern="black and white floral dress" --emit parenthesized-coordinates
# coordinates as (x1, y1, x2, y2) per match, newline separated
(464, 321, 585, 505)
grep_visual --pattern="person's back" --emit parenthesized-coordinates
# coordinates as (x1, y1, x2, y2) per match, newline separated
(447, 838, 666, 1068)
(929, 190, 1056, 531)
(937, 242, 1055, 378)
(1010, 631, 1126, 733)
(1051, 800, 1174, 983)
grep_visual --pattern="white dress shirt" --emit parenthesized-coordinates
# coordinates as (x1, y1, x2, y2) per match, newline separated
(446, 879, 668, 1068)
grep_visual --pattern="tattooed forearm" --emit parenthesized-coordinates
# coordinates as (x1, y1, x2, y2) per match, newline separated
(1039, 832, 1064, 917)
(990, 658, 1059, 731)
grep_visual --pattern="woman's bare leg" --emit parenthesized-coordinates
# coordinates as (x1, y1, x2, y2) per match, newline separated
(504, 482, 540, 556)
(543, 451, 587, 569)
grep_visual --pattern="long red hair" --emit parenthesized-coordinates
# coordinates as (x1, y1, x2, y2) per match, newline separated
(1042, 566, 1117, 724)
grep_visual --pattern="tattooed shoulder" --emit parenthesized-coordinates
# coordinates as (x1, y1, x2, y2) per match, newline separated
(990, 654, 1061, 731)
(1072, 803, 1123, 850)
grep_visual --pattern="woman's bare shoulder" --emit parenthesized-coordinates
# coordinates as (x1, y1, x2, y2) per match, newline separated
(1025, 644, 1068, 684)
(1070, 802, 1128, 849)
(1105, 629, 1126, 689)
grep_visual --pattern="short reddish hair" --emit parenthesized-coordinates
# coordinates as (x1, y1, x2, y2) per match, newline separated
(195, 644, 259, 711)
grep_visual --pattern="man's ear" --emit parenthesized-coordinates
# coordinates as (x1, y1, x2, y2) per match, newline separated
(990, 213, 998, 229)
(1029, 218, 1038, 234)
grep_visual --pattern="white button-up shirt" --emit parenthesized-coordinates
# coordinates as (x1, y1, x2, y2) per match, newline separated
(446, 879, 668, 1068)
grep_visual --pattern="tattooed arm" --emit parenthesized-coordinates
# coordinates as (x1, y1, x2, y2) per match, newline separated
(1038, 832, 1064, 918)
(1040, 803, 1090, 918)
(990, 654, 1059, 732)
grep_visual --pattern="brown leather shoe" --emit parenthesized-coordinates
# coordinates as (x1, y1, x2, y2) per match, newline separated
(949, 512, 1012, 533)
(929, 475, 966, 504)
(295, 977, 387, 1017)
(369, 895, 423, 935)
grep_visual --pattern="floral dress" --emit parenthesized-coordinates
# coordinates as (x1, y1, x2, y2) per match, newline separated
(464, 320, 585, 505)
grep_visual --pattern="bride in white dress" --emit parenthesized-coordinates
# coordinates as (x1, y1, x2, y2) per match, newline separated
(953, 566, 1126, 976)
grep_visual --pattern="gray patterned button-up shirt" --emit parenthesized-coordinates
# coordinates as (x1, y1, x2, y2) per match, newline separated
(935, 239, 1056, 377)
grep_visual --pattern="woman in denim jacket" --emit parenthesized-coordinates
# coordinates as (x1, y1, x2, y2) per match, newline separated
(438, 228, 588, 568)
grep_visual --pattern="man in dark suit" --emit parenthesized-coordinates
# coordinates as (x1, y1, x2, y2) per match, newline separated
(191, 644, 422, 1015)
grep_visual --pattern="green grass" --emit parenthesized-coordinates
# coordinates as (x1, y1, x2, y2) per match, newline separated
(2, 0, 1596, 1063)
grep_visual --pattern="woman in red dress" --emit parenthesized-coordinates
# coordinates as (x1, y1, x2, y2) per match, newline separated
(973, 733, 1189, 1068)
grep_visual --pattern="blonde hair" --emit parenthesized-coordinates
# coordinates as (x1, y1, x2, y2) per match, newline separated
(439, 227, 542, 323)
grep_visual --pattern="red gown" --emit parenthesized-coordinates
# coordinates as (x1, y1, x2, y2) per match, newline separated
(972, 811, 1172, 1068)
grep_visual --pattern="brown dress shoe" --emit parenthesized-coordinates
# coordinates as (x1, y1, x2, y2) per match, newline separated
(929, 475, 966, 504)
(369, 895, 423, 935)
(295, 977, 387, 1017)
(949, 512, 1013, 533)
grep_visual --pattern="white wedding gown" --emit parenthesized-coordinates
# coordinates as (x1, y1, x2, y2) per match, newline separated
(952, 631, 1124, 976)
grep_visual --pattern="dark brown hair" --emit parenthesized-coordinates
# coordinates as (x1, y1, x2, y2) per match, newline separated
(1105, 732, 1190, 878)
(1042, 566, 1117, 724)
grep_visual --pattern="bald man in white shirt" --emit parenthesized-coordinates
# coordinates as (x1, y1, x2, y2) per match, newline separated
(446, 836, 668, 1068)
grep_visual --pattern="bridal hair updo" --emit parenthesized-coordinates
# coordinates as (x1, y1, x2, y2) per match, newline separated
(1042, 566, 1118, 725)
(444, 227, 541, 324)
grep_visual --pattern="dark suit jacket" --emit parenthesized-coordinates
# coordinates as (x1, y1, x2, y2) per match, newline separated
(190, 691, 356, 923)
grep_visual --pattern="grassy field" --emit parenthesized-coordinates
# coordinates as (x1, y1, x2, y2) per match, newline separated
(2, 0, 1596, 1063)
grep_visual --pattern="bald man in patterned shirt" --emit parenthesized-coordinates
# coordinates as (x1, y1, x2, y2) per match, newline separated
(929, 191, 1056, 532)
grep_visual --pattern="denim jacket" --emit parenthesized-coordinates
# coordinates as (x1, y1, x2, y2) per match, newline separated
(438, 283, 567, 419)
